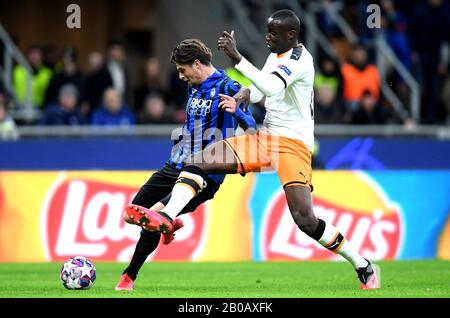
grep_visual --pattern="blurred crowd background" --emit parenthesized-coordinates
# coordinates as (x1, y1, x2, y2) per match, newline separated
(0, 0, 449, 140)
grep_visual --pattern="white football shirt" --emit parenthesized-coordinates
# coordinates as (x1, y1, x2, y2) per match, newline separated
(236, 45, 315, 151)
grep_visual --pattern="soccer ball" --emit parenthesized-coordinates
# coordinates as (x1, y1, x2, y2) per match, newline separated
(60, 256, 96, 290)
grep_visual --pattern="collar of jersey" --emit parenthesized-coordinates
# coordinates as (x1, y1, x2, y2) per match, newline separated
(192, 69, 225, 90)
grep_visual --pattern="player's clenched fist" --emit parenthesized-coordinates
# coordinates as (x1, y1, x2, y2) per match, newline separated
(218, 30, 242, 64)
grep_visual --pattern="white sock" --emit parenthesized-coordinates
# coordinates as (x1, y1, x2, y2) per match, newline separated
(161, 172, 204, 220)
(318, 221, 368, 269)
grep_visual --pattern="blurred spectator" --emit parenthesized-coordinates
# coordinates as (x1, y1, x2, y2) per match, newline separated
(0, 94, 20, 140)
(43, 46, 85, 107)
(82, 51, 104, 117)
(42, 43, 58, 71)
(39, 84, 85, 125)
(13, 45, 53, 108)
(91, 88, 135, 126)
(87, 52, 104, 74)
(317, 0, 343, 39)
(409, 0, 450, 124)
(355, 0, 373, 44)
(341, 44, 380, 112)
(351, 90, 385, 124)
(134, 57, 166, 112)
(441, 65, 450, 124)
(315, 85, 343, 124)
(376, 0, 413, 107)
(242, 0, 265, 29)
(314, 56, 344, 124)
(380, 0, 412, 71)
(315, 56, 343, 100)
(86, 40, 129, 116)
(166, 68, 189, 124)
(137, 94, 172, 124)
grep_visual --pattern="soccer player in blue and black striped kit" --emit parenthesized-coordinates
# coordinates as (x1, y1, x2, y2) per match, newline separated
(115, 38, 256, 290)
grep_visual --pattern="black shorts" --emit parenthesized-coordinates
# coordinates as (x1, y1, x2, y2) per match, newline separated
(131, 162, 221, 216)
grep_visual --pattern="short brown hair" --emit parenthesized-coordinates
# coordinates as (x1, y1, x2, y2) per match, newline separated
(170, 39, 212, 65)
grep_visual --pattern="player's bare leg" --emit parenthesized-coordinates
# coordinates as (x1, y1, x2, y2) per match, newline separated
(159, 140, 239, 221)
(123, 141, 237, 247)
(125, 135, 238, 243)
(284, 185, 380, 289)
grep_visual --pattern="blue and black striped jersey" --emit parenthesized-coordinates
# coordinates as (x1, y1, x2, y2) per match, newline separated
(168, 69, 254, 184)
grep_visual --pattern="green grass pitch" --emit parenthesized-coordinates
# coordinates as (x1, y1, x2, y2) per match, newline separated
(0, 260, 448, 298)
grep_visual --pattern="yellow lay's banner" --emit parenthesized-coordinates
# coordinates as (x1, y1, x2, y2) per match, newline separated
(0, 171, 253, 262)
(1, 171, 448, 262)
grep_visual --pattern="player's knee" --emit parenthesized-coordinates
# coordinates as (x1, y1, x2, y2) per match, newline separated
(176, 165, 208, 194)
(291, 208, 317, 237)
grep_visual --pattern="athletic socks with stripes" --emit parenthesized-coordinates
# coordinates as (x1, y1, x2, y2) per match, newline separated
(313, 219, 369, 269)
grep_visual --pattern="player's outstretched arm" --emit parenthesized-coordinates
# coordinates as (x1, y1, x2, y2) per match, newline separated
(218, 31, 285, 97)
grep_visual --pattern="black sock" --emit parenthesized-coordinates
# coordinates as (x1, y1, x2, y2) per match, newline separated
(311, 219, 326, 241)
(124, 229, 161, 280)
(158, 211, 173, 222)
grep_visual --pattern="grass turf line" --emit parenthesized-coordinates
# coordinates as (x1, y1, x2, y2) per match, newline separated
(0, 260, 448, 298)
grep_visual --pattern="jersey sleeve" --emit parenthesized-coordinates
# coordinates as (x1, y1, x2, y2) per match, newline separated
(224, 79, 242, 96)
(248, 56, 270, 102)
(248, 84, 264, 103)
(233, 104, 256, 130)
(235, 57, 285, 97)
(270, 54, 304, 89)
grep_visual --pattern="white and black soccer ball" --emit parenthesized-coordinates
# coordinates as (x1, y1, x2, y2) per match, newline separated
(60, 256, 96, 290)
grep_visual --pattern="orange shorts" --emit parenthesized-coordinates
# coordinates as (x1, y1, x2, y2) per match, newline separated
(223, 131, 313, 190)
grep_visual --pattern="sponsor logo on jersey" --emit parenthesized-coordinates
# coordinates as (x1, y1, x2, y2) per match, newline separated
(188, 98, 212, 116)
(277, 64, 292, 76)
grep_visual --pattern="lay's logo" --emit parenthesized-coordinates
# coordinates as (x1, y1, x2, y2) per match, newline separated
(42, 175, 206, 262)
(260, 172, 402, 261)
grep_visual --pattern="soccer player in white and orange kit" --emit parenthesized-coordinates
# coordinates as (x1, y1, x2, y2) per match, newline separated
(128, 9, 380, 289)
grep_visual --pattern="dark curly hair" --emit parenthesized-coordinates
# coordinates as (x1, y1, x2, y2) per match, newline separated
(170, 38, 212, 65)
